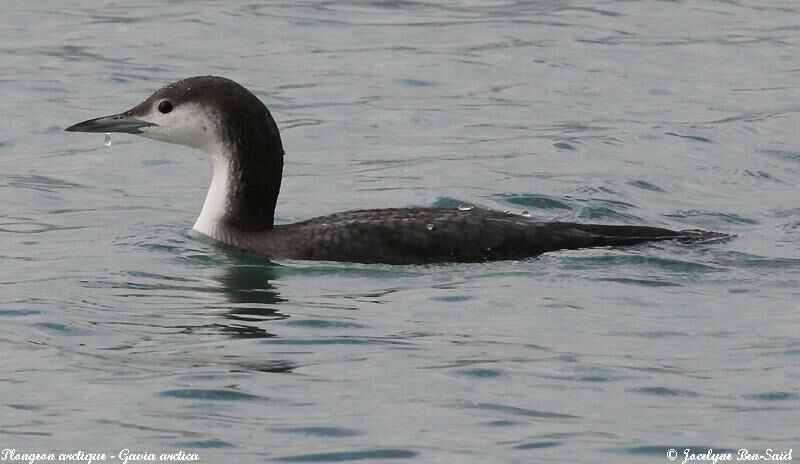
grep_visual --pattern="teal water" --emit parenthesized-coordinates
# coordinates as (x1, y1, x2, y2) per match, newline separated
(2, 1, 799, 463)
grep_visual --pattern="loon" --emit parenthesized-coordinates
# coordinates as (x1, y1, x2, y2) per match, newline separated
(65, 76, 725, 264)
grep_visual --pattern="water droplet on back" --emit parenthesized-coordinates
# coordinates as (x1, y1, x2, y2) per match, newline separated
(104, 133, 112, 147)
(521, 211, 531, 217)
(458, 204, 473, 211)
(426, 223, 435, 231)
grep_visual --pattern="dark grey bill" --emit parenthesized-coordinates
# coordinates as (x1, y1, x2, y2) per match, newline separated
(65, 113, 156, 134)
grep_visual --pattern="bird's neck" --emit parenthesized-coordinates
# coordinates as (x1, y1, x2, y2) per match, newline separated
(193, 135, 284, 238)
(193, 146, 232, 238)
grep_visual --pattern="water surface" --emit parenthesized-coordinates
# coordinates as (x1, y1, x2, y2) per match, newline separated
(1, 1, 799, 462)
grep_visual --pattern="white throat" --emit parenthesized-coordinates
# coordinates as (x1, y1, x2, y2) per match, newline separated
(134, 103, 235, 238)
(193, 145, 232, 238)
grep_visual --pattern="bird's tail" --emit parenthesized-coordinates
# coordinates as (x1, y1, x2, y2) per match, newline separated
(674, 228, 733, 243)
(552, 223, 732, 250)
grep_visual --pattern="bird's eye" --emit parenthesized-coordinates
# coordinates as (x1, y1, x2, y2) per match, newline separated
(158, 100, 173, 114)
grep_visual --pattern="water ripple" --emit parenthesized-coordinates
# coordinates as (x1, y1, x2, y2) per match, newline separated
(273, 449, 417, 462)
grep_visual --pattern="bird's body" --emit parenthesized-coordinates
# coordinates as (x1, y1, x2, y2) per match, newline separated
(211, 208, 715, 265)
(65, 76, 727, 264)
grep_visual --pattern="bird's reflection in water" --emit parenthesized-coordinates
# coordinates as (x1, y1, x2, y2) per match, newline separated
(200, 257, 298, 373)
(209, 256, 289, 340)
